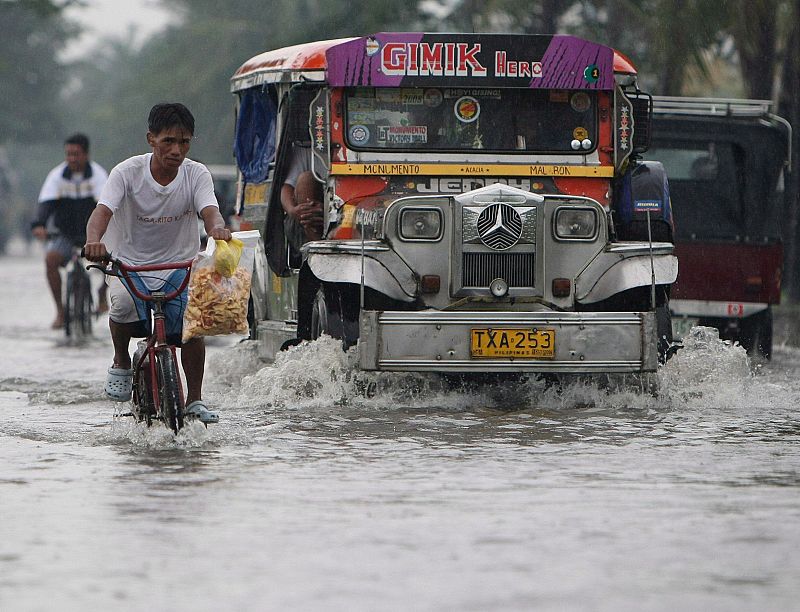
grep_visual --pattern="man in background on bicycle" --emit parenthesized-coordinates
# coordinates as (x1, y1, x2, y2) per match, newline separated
(83, 103, 229, 424)
(31, 133, 108, 328)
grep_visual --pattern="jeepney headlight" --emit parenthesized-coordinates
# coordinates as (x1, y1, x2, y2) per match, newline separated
(554, 207, 597, 240)
(399, 208, 442, 240)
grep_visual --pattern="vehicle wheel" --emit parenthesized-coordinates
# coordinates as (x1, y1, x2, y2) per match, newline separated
(310, 283, 359, 349)
(64, 269, 93, 339)
(155, 348, 184, 433)
(740, 308, 773, 360)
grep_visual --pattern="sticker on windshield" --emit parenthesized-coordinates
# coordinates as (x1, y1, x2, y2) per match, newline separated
(349, 125, 370, 144)
(376, 89, 402, 103)
(570, 92, 591, 112)
(573, 127, 589, 141)
(377, 125, 428, 144)
(454, 96, 480, 123)
(401, 90, 424, 105)
(424, 89, 443, 107)
(445, 88, 502, 99)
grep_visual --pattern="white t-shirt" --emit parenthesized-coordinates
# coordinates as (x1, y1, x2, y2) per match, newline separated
(283, 145, 313, 188)
(99, 153, 218, 288)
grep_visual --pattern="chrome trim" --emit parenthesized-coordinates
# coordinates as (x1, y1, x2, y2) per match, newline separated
(303, 240, 390, 254)
(476, 203, 524, 250)
(607, 242, 674, 256)
(376, 311, 643, 325)
(461, 253, 535, 288)
(374, 359, 645, 372)
(358, 310, 657, 373)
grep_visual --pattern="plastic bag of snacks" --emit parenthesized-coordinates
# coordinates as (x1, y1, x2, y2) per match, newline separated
(182, 230, 260, 343)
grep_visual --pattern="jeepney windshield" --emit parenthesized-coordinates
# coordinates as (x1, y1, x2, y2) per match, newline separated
(345, 87, 597, 153)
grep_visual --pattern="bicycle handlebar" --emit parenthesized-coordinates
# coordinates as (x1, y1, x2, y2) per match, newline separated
(87, 253, 193, 303)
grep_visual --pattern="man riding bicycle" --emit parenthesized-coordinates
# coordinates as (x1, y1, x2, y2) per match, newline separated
(31, 133, 108, 329)
(84, 103, 230, 424)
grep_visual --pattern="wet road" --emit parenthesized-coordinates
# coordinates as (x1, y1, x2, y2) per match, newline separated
(2, 247, 800, 611)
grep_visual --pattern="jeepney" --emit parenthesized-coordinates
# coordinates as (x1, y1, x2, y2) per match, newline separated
(230, 33, 677, 378)
(647, 97, 791, 359)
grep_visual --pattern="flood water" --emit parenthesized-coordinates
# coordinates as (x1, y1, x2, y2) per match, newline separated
(2, 245, 800, 611)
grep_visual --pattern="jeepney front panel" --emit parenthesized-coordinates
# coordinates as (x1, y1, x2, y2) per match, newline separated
(377, 189, 609, 310)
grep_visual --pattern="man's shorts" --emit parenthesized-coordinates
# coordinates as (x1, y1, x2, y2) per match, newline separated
(46, 235, 75, 265)
(107, 268, 190, 346)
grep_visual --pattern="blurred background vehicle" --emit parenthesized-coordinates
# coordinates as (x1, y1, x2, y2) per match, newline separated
(647, 96, 791, 359)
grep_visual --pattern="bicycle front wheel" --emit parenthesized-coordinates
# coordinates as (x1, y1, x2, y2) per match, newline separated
(74, 269, 93, 337)
(64, 266, 93, 339)
(63, 271, 74, 337)
(155, 348, 184, 434)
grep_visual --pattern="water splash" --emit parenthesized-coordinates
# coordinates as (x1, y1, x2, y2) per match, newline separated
(98, 405, 252, 450)
(206, 340, 263, 387)
(658, 326, 753, 408)
(221, 326, 774, 415)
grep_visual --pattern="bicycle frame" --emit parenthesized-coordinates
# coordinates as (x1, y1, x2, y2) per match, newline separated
(93, 258, 194, 423)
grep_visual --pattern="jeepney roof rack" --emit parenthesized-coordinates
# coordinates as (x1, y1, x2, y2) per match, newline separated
(651, 95, 773, 117)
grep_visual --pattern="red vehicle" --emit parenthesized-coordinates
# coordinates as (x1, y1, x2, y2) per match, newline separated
(648, 97, 791, 359)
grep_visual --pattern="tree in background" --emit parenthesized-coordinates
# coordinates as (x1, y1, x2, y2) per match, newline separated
(777, 0, 800, 299)
(0, 0, 77, 142)
(0, 0, 79, 251)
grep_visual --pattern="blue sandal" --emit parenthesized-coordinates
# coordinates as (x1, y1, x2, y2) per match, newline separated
(184, 400, 219, 424)
(105, 367, 133, 402)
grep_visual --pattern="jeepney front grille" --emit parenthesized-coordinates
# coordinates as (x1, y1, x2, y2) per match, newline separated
(462, 252, 535, 288)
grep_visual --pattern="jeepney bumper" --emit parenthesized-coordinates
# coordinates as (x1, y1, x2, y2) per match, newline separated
(358, 310, 658, 373)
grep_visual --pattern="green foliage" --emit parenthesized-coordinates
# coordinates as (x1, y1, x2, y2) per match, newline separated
(0, 0, 76, 142)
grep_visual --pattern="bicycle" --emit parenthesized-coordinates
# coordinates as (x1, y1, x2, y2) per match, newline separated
(63, 245, 94, 340)
(89, 255, 194, 434)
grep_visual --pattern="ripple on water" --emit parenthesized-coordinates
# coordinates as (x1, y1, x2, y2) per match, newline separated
(97, 413, 255, 451)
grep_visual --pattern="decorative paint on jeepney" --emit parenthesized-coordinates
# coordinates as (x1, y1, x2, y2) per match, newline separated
(614, 88, 635, 170)
(333, 175, 608, 199)
(328, 171, 612, 241)
(387, 176, 608, 204)
(326, 34, 615, 90)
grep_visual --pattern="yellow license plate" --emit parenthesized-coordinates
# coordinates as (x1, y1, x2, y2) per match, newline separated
(470, 328, 556, 359)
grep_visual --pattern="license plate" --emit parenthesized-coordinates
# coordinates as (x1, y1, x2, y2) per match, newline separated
(470, 328, 555, 359)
